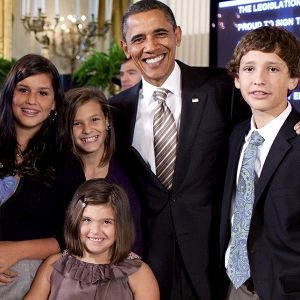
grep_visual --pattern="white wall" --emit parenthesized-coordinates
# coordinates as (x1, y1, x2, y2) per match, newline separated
(171, 0, 210, 66)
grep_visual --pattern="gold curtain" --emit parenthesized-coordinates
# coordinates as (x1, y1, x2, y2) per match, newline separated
(111, 0, 129, 43)
(98, 0, 130, 44)
(98, 0, 106, 34)
(0, 0, 13, 59)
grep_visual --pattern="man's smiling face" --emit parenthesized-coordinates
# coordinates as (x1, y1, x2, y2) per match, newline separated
(121, 9, 182, 87)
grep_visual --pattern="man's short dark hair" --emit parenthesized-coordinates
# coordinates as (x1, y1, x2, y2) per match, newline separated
(122, 0, 177, 40)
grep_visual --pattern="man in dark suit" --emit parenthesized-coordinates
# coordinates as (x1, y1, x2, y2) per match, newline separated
(220, 26, 300, 300)
(109, 1, 249, 299)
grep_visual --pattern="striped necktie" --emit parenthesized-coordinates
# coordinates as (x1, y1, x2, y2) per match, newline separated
(153, 88, 177, 190)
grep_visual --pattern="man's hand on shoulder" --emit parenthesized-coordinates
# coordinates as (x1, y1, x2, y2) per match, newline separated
(294, 122, 300, 135)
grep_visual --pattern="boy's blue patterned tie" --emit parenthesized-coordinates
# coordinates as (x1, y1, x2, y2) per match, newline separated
(227, 131, 264, 288)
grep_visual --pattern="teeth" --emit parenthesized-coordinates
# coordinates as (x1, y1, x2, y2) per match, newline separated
(22, 109, 38, 115)
(253, 91, 266, 95)
(88, 237, 103, 242)
(146, 55, 164, 64)
(82, 136, 98, 143)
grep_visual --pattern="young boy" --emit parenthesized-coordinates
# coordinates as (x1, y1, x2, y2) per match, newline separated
(220, 26, 300, 300)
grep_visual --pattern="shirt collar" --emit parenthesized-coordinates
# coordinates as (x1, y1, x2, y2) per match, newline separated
(248, 101, 291, 141)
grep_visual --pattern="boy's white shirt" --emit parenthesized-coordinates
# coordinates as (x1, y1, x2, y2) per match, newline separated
(225, 101, 292, 268)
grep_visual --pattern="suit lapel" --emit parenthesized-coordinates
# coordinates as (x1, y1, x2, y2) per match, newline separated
(123, 83, 141, 145)
(225, 126, 249, 219)
(173, 63, 208, 187)
(254, 109, 298, 207)
(219, 123, 249, 251)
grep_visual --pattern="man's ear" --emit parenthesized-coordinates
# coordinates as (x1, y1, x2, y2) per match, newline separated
(175, 26, 182, 47)
(121, 40, 130, 59)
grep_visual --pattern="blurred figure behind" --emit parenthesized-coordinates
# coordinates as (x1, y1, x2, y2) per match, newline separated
(120, 58, 142, 91)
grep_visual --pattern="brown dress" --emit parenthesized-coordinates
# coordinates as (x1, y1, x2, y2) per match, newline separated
(49, 253, 142, 300)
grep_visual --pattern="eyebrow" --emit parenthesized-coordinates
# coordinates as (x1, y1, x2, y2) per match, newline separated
(16, 83, 52, 90)
(74, 113, 102, 120)
(241, 60, 285, 66)
(82, 215, 115, 221)
(130, 33, 144, 42)
(153, 28, 169, 34)
(130, 28, 169, 42)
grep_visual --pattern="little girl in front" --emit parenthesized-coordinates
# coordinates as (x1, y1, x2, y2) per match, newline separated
(24, 179, 159, 300)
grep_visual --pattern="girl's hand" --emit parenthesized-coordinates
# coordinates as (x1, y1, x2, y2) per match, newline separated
(0, 269, 18, 285)
(0, 238, 60, 275)
(0, 241, 22, 273)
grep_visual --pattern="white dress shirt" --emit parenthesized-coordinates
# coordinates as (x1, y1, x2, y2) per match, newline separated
(132, 62, 182, 174)
(225, 102, 292, 268)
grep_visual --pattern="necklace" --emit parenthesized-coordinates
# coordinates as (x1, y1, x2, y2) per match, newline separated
(16, 148, 25, 160)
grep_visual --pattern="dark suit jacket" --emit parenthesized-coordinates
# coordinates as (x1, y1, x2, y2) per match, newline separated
(289, 100, 300, 113)
(220, 107, 300, 300)
(110, 61, 249, 300)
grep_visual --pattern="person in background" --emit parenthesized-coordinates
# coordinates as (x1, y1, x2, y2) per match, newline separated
(60, 86, 143, 255)
(0, 54, 66, 299)
(109, 0, 251, 299)
(120, 58, 142, 91)
(220, 26, 300, 300)
(24, 179, 159, 300)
